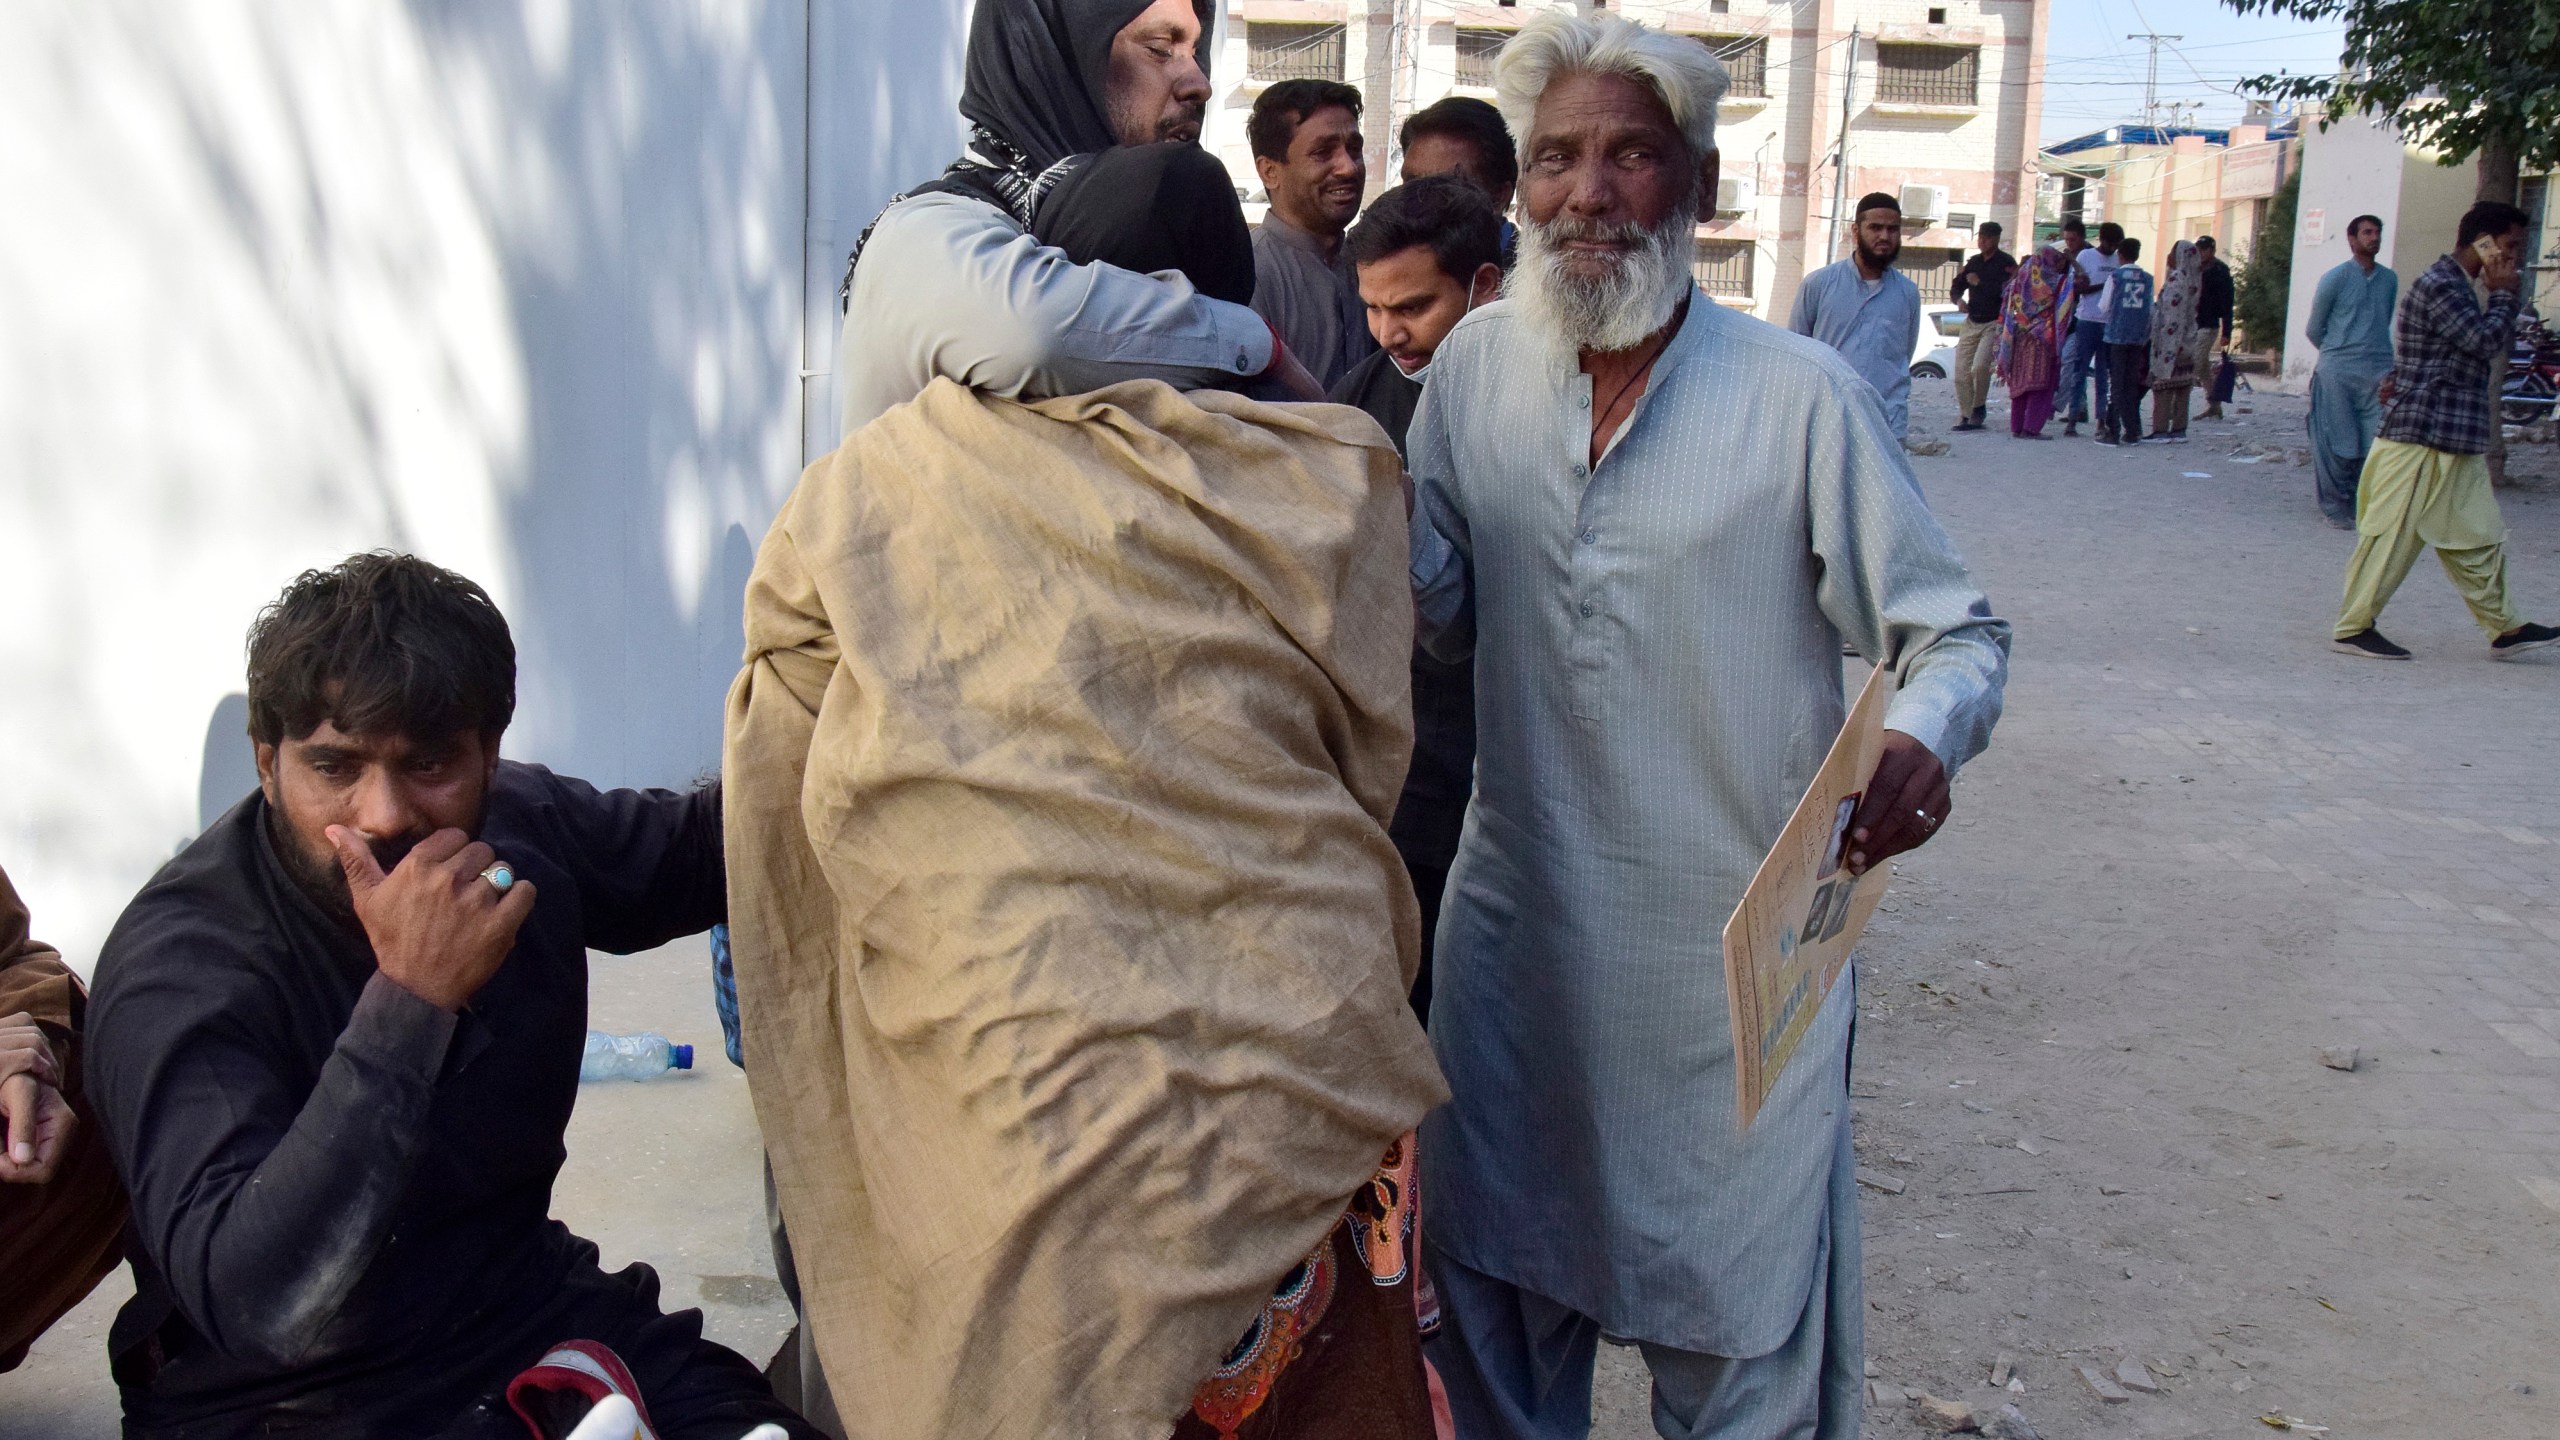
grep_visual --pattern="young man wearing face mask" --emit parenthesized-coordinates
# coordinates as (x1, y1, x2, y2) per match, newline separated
(1328, 175, 1505, 1021)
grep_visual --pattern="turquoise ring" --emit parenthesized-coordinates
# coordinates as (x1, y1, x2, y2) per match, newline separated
(479, 862, 516, 893)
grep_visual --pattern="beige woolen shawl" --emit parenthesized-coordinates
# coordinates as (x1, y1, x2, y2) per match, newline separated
(724, 378, 1448, 1440)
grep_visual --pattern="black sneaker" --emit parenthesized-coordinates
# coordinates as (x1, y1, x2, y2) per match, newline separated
(2491, 622, 2560, 660)
(1951, 419, 1983, 432)
(2332, 628, 2412, 660)
(2094, 432, 2120, 447)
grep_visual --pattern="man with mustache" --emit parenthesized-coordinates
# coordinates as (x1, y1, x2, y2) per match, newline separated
(84, 555, 816, 1439)
(1249, 78, 1380, 389)
(836, 0, 1324, 437)
(1789, 192, 1923, 441)
(1404, 15, 2009, 1436)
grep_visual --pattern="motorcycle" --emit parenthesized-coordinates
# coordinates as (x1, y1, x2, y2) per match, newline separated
(2504, 311, 2560, 424)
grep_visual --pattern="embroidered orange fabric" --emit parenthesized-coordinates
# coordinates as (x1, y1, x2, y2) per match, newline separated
(1188, 1238, 1338, 1438)
(1187, 1132, 1420, 1436)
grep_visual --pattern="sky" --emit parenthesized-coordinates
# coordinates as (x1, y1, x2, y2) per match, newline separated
(2037, 0, 2349, 144)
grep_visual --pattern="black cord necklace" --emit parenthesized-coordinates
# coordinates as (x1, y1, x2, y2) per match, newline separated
(1591, 317, 1680, 450)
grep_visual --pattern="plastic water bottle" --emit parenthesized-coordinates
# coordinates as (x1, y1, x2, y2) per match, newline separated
(579, 1030, 694, 1082)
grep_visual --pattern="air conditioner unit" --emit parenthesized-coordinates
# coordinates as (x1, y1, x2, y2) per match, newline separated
(1898, 184, 1948, 223)
(1714, 174, 1756, 215)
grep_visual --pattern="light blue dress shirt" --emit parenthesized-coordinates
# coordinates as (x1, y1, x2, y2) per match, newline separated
(1788, 259, 1923, 437)
(1407, 289, 2009, 1355)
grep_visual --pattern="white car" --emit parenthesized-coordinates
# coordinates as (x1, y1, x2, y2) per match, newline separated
(1909, 304, 1965, 379)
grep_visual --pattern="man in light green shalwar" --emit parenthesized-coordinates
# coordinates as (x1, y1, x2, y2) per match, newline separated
(2305, 215, 2397, 528)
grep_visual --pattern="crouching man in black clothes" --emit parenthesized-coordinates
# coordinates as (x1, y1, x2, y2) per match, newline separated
(86, 554, 818, 1440)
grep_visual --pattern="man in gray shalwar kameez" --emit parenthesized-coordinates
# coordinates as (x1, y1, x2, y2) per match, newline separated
(1407, 16, 2009, 1438)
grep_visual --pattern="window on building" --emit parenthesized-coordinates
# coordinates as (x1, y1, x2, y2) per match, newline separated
(1455, 28, 1509, 89)
(1946, 210, 1977, 234)
(1247, 23, 1346, 83)
(1895, 248, 1966, 301)
(1694, 240, 1754, 298)
(1875, 44, 1979, 106)
(1927, 6, 1948, 23)
(1699, 36, 1768, 99)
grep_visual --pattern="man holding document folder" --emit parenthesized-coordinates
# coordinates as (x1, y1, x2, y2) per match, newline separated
(1403, 15, 2009, 1437)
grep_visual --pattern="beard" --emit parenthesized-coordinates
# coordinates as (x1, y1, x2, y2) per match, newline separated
(1859, 235, 1903, 270)
(264, 802, 478, 926)
(1508, 196, 1699, 354)
(1110, 93, 1206, 147)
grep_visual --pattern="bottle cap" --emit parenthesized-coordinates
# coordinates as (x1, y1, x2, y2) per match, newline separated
(670, 1043, 694, 1070)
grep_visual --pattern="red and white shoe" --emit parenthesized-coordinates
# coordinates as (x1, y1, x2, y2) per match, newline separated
(506, 1340, 660, 1440)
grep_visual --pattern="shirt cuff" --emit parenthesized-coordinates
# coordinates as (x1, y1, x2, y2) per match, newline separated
(1246, 312, 1283, 378)
(348, 971, 459, 1082)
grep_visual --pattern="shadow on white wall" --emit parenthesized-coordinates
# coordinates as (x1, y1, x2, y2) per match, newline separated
(0, 0, 967, 964)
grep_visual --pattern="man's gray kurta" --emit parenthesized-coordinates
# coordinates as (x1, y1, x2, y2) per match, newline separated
(1251, 213, 1378, 389)
(1788, 260, 1923, 438)
(1407, 289, 2009, 1357)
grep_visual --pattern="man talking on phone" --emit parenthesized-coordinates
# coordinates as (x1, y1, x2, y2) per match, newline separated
(2331, 201, 2560, 662)
(86, 554, 817, 1439)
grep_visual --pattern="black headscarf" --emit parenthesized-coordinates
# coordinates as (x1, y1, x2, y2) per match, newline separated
(1033, 143, 1254, 305)
(842, 0, 1219, 307)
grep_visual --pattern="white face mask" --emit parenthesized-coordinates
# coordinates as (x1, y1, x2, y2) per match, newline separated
(1389, 289, 1479, 383)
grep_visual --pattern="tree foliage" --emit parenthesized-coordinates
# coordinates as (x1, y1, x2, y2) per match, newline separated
(2234, 168, 2301, 358)
(2222, 0, 2560, 172)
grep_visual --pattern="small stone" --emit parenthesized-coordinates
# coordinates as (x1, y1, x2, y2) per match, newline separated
(2232, 1377, 2254, 1394)
(2079, 1366, 2131, 1402)
(1869, 1379, 1906, 1407)
(1904, 436, 1953, 457)
(2099, 1184, 2128, 1196)
(1962, 1100, 1992, 1113)
(2015, 1137, 2047, 1156)
(2320, 1045, 2360, 1072)
(1864, 1359, 1879, 1378)
(1989, 1351, 2015, 1387)
(1984, 1404, 2045, 1440)
(1912, 1394, 1980, 1432)
(2007, 1377, 2025, 1394)
(2514, 1383, 2535, 1395)
(2115, 1357, 2162, 1393)
(1856, 1167, 1907, 1195)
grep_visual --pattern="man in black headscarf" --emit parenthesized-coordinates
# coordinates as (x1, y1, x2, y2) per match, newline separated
(835, 0, 1323, 436)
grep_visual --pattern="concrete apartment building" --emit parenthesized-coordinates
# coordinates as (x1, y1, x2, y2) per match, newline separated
(1203, 0, 2050, 323)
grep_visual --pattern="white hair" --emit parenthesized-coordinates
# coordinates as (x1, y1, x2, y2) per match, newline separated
(1493, 11, 1731, 166)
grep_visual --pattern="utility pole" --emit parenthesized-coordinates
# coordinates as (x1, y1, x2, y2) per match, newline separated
(2127, 31, 2183, 134)
(1827, 26, 1860, 265)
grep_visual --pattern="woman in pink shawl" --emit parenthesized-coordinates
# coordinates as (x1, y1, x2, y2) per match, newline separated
(1996, 245, 2074, 438)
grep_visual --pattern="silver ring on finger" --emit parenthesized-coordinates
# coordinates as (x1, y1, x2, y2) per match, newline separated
(479, 861, 516, 893)
(1916, 810, 1936, 829)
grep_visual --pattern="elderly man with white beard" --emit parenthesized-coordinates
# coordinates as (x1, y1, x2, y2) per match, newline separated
(1402, 15, 2010, 1439)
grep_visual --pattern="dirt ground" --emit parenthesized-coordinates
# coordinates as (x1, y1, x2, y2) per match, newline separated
(1597, 376, 2560, 1439)
(9, 374, 2560, 1440)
